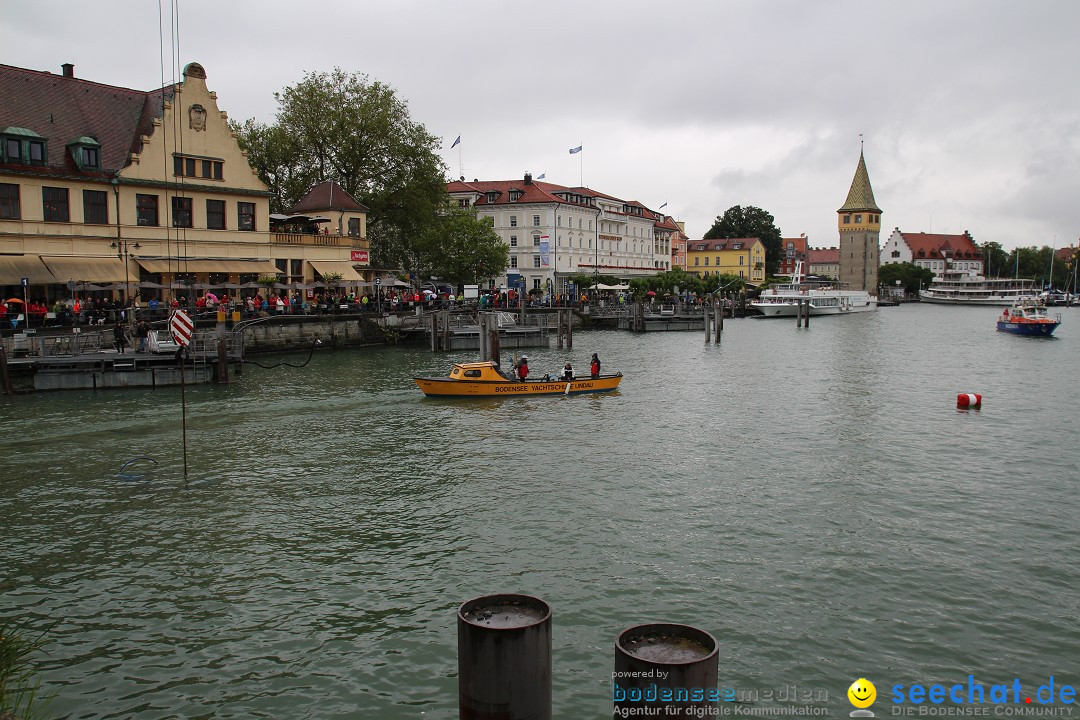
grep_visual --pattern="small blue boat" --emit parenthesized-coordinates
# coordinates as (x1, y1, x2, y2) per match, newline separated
(996, 297, 1061, 336)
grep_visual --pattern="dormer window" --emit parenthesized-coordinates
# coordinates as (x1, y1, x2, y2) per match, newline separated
(509, 190, 521, 202)
(2, 127, 48, 166)
(68, 136, 102, 171)
(486, 191, 497, 203)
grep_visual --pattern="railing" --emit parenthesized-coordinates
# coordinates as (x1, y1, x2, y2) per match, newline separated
(270, 232, 368, 248)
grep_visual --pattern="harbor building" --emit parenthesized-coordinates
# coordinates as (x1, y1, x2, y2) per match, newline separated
(778, 234, 809, 277)
(837, 150, 881, 292)
(880, 229, 982, 277)
(0, 61, 370, 303)
(808, 247, 840, 280)
(446, 174, 672, 295)
(685, 238, 766, 283)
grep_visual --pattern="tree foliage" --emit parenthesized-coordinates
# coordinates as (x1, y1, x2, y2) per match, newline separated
(233, 68, 448, 270)
(414, 208, 508, 286)
(704, 205, 783, 276)
(878, 262, 934, 296)
(980, 242, 1009, 279)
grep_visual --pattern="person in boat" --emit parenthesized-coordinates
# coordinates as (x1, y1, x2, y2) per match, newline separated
(590, 353, 601, 379)
(561, 362, 574, 381)
(514, 355, 529, 381)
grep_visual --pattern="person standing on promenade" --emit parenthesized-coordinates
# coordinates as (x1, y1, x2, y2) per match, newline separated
(113, 321, 127, 354)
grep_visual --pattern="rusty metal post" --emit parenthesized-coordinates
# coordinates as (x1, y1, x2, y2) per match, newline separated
(479, 313, 489, 361)
(718, 295, 724, 332)
(613, 623, 719, 717)
(703, 302, 711, 343)
(565, 308, 572, 348)
(216, 320, 228, 384)
(458, 593, 551, 720)
(804, 299, 810, 328)
(556, 310, 564, 349)
(430, 312, 439, 351)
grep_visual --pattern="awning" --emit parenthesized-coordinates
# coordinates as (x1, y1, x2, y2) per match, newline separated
(309, 260, 363, 281)
(136, 258, 282, 274)
(41, 256, 129, 283)
(0, 255, 58, 284)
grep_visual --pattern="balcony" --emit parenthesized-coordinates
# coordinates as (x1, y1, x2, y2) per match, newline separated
(271, 232, 368, 249)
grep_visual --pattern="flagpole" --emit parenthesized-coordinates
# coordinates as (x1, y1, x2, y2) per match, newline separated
(579, 141, 583, 187)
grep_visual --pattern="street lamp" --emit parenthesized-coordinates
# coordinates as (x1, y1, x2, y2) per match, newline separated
(111, 240, 142, 315)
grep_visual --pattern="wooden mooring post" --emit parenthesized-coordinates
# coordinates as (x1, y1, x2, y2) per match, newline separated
(556, 309, 574, 349)
(215, 318, 228, 384)
(0, 342, 13, 395)
(796, 299, 811, 328)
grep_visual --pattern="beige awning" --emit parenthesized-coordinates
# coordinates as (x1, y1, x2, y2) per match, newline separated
(0, 255, 58, 284)
(309, 260, 363, 281)
(136, 258, 282, 274)
(41, 256, 129, 283)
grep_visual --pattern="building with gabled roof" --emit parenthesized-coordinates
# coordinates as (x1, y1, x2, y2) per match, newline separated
(881, 229, 982, 277)
(0, 61, 368, 304)
(447, 172, 672, 295)
(685, 238, 766, 284)
(808, 247, 840, 280)
(837, 149, 882, 292)
(779, 234, 809, 277)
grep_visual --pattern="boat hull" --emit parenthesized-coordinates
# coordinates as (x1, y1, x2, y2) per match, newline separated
(752, 297, 877, 317)
(996, 321, 1060, 336)
(415, 374, 623, 397)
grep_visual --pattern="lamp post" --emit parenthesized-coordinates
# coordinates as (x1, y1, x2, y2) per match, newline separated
(111, 240, 142, 317)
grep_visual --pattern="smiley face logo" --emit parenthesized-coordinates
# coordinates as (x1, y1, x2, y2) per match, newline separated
(848, 678, 876, 709)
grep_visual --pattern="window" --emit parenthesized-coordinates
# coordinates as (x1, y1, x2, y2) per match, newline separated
(238, 202, 255, 231)
(348, 217, 361, 237)
(83, 190, 108, 224)
(509, 236, 518, 247)
(509, 191, 520, 202)
(533, 255, 541, 268)
(136, 194, 158, 226)
(510, 256, 518, 268)
(290, 259, 303, 277)
(694, 257, 699, 266)
(739, 256, 745, 265)
(4, 139, 18, 162)
(212, 161, 223, 179)
(891, 250, 900, 258)
(843, 215, 851, 224)
(0, 183, 20, 219)
(28, 141, 45, 164)
(854, 214, 862, 223)
(206, 199, 226, 229)
(533, 215, 541, 226)
(42, 187, 69, 222)
(185, 158, 196, 176)
(532, 235, 541, 246)
(172, 196, 193, 228)
(458, 198, 470, 208)
(79, 146, 99, 169)
(202, 160, 212, 179)
(510, 215, 518, 227)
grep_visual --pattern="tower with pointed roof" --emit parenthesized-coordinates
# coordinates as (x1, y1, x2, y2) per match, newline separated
(837, 149, 881, 293)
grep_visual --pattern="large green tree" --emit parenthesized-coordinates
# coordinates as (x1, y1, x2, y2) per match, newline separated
(980, 241, 1009, 279)
(414, 208, 508, 286)
(878, 262, 933, 296)
(233, 68, 448, 270)
(704, 205, 783, 276)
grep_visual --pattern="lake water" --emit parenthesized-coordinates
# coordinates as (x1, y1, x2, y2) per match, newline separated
(2, 304, 1079, 719)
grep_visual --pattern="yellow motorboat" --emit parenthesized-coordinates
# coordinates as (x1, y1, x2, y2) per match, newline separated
(414, 361, 623, 397)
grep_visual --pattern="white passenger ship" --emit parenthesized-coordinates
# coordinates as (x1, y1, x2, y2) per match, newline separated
(750, 262, 877, 317)
(920, 270, 1037, 306)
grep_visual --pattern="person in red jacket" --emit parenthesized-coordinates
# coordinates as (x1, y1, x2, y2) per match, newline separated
(590, 353, 601, 379)
(515, 355, 529, 381)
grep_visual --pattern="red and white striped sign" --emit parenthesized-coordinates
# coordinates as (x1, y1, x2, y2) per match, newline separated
(170, 309, 193, 347)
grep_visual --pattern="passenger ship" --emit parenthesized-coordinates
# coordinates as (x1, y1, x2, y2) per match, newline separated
(920, 270, 1037, 306)
(751, 262, 877, 317)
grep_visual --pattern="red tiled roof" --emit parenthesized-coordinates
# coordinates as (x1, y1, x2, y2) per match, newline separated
(782, 236, 808, 253)
(688, 238, 760, 251)
(808, 248, 840, 263)
(899, 232, 981, 260)
(289, 180, 368, 213)
(0, 63, 174, 173)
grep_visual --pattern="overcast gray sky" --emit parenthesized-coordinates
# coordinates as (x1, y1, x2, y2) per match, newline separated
(8, 0, 1079, 250)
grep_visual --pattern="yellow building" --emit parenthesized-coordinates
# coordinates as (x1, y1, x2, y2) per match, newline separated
(0, 61, 369, 304)
(685, 238, 765, 283)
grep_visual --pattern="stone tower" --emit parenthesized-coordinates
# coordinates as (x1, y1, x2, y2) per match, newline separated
(837, 149, 881, 293)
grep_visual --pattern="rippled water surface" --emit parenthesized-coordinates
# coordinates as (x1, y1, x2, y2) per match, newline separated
(2, 305, 1079, 718)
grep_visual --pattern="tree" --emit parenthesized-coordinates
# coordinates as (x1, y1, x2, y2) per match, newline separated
(878, 262, 933, 296)
(704, 205, 783, 276)
(980, 241, 1009, 279)
(234, 68, 448, 270)
(414, 208, 508, 286)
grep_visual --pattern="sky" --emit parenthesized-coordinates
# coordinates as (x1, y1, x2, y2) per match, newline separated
(7, 0, 1080, 251)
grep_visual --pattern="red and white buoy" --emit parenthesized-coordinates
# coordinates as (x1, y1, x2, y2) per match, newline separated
(956, 393, 982, 408)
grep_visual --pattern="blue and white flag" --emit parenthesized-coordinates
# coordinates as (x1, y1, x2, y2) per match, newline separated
(659, 202, 668, 209)
(537, 173, 545, 180)
(451, 135, 461, 149)
(569, 145, 582, 154)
